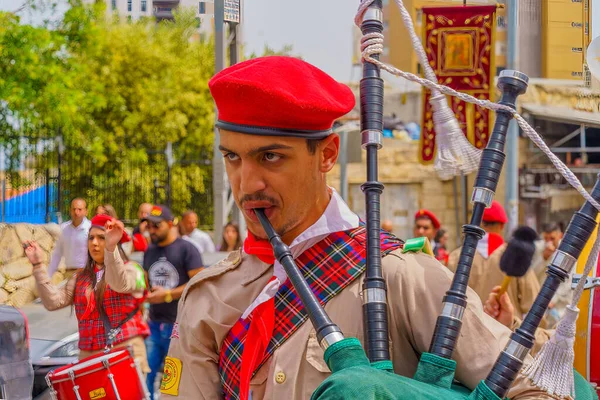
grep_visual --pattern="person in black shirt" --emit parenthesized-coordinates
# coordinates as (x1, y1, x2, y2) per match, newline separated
(142, 205, 203, 399)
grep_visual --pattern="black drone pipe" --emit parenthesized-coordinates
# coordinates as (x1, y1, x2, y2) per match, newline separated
(428, 70, 529, 359)
(255, 209, 345, 349)
(359, 0, 390, 363)
(484, 175, 600, 397)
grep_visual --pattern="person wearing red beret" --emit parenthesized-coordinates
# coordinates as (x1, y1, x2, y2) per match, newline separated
(413, 209, 440, 241)
(413, 209, 446, 262)
(163, 56, 550, 400)
(447, 201, 540, 319)
(24, 214, 151, 375)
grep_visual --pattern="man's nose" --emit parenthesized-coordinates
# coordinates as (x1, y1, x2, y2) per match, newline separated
(239, 162, 267, 195)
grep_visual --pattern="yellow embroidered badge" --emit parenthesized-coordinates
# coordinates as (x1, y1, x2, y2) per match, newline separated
(160, 357, 183, 396)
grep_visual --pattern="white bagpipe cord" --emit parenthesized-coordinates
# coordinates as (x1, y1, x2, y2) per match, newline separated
(355, 0, 600, 212)
(521, 233, 600, 399)
(356, 0, 482, 180)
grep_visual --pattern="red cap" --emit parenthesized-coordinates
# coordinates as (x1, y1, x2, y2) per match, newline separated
(414, 209, 441, 229)
(482, 201, 508, 224)
(208, 56, 355, 138)
(91, 214, 131, 244)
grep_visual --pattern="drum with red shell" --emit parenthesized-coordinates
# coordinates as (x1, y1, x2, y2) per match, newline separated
(46, 346, 149, 400)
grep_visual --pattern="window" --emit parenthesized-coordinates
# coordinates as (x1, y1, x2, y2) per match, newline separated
(127, 0, 132, 12)
(111, 0, 116, 10)
(497, 15, 506, 29)
(141, 0, 147, 12)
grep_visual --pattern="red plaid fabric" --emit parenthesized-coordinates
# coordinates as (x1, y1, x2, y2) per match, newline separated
(218, 226, 403, 399)
(74, 273, 150, 351)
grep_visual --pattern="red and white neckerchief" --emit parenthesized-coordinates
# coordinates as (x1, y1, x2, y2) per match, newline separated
(476, 232, 505, 259)
(240, 188, 360, 319)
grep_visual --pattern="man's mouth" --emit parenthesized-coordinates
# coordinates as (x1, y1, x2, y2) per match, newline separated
(242, 201, 277, 222)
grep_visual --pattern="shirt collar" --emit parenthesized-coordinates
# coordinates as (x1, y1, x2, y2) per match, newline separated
(70, 217, 90, 230)
(240, 188, 359, 286)
(288, 187, 359, 250)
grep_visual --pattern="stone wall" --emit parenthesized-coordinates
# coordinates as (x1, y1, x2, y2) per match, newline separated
(0, 223, 64, 307)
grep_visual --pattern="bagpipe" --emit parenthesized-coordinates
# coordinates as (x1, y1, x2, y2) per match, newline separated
(253, 0, 600, 398)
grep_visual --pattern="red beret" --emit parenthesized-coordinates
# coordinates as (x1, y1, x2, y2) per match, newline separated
(91, 214, 112, 229)
(209, 56, 355, 138)
(482, 201, 508, 224)
(415, 209, 441, 229)
(91, 214, 130, 244)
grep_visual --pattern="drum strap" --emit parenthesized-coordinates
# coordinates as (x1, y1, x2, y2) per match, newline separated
(101, 308, 141, 350)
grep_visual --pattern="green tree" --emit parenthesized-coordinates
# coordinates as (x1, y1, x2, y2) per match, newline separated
(0, 2, 216, 224)
(57, 3, 216, 223)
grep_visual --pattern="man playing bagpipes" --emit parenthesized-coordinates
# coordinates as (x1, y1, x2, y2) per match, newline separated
(159, 55, 551, 400)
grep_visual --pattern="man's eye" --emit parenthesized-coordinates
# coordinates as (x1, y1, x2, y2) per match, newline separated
(225, 153, 240, 161)
(264, 153, 281, 162)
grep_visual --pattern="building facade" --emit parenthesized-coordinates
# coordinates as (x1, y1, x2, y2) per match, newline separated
(86, 0, 213, 35)
(379, 0, 593, 80)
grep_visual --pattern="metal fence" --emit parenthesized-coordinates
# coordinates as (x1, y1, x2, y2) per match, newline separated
(0, 134, 213, 228)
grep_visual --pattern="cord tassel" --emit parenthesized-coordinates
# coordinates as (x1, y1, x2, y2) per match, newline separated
(522, 232, 600, 398)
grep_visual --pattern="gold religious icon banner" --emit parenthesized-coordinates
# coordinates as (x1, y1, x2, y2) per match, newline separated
(419, 5, 497, 164)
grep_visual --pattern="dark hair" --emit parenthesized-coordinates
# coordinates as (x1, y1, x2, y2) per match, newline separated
(220, 222, 242, 252)
(434, 229, 447, 242)
(306, 138, 323, 155)
(541, 222, 561, 234)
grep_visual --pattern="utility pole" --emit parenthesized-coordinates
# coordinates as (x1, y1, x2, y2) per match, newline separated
(211, 0, 242, 246)
(505, 0, 519, 234)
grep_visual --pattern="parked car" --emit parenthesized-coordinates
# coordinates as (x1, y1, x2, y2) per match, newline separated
(0, 305, 34, 399)
(19, 301, 79, 399)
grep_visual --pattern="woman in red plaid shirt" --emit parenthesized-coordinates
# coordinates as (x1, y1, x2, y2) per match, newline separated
(25, 214, 151, 375)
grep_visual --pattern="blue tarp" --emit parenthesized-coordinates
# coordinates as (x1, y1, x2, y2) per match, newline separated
(2, 184, 59, 224)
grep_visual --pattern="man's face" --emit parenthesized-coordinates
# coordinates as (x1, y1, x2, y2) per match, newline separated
(219, 130, 339, 241)
(138, 203, 153, 220)
(413, 217, 437, 241)
(70, 200, 87, 224)
(182, 213, 198, 235)
(543, 230, 563, 248)
(148, 220, 172, 244)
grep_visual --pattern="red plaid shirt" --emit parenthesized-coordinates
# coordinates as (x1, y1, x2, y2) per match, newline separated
(74, 274, 150, 351)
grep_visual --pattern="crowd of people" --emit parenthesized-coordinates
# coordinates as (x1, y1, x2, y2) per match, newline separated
(24, 197, 242, 398)
(381, 202, 571, 330)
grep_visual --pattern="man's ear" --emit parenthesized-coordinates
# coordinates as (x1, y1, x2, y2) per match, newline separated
(320, 134, 340, 173)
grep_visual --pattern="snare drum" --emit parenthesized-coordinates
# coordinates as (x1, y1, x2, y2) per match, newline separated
(46, 346, 150, 400)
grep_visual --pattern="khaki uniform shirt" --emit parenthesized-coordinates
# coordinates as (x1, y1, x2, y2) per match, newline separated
(165, 248, 552, 399)
(447, 245, 540, 318)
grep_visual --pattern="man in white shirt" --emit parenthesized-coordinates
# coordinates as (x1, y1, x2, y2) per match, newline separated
(47, 198, 92, 280)
(179, 210, 216, 255)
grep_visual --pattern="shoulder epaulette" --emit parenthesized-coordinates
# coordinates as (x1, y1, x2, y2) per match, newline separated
(402, 237, 434, 257)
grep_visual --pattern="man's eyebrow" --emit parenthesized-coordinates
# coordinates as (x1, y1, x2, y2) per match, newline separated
(219, 144, 294, 156)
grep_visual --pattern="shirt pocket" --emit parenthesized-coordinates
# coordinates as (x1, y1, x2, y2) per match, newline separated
(305, 330, 331, 373)
(250, 363, 269, 386)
